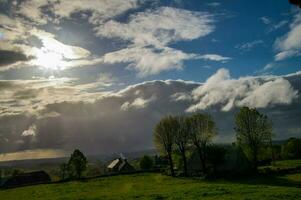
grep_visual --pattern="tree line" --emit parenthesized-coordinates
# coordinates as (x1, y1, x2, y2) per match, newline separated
(153, 106, 273, 177)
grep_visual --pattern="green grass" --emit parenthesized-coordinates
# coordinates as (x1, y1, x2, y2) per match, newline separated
(273, 159, 301, 169)
(1, 173, 301, 200)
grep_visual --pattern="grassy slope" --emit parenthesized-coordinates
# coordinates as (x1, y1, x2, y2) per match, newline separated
(0, 173, 301, 200)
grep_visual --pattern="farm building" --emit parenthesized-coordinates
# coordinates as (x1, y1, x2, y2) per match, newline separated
(0, 170, 51, 188)
(107, 158, 135, 173)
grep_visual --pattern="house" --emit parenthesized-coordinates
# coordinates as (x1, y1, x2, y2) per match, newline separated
(107, 158, 135, 173)
(0, 170, 51, 188)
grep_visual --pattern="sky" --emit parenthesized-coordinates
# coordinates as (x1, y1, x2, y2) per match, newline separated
(0, 0, 301, 160)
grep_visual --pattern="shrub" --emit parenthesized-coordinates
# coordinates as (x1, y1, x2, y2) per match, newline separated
(140, 155, 154, 170)
(281, 138, 301, 159)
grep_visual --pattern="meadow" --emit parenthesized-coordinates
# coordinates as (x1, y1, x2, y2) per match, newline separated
(0, 172, 301, 200)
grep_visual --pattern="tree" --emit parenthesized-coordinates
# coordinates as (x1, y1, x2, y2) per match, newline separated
(12, 169, 24, 176)
(59, 162, 70, 180)
(174, 116, 190, 176)
(140, 155, 154, 170)
(207, 145, 227, 174)
(154, 115, 177, 177)
(68, 149, 87, 179)
(187, 113, 216, 174)
(281, 137, 301, 159)
(234, 107, 272, 172)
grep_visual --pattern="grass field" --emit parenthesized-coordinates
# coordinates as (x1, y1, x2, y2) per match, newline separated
(0, 172, 301, 200)
(273, 159, 301, 169)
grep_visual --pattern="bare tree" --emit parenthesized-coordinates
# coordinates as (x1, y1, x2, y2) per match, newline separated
(174, 116, 190, 176)
(187, 113, 216, 175)
(235, 107, 272, 172)
(154, 115, 177, 177)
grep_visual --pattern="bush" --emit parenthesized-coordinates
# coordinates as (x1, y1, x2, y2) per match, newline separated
(139, 155, 154, 170)
(281, 138, 301, 159)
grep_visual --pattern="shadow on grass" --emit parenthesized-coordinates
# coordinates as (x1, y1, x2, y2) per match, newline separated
(206, 174, 301, 188)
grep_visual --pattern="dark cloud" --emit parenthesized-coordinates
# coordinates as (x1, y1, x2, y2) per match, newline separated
(0, 73, 300, 155)
(0, 50, 32, 67)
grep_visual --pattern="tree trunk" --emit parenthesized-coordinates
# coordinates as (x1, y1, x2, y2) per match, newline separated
(252, 149, 258, 173)
(167, 152, 175, 177)
(182, 150, 188, 177)
(197, 147, 206, 175)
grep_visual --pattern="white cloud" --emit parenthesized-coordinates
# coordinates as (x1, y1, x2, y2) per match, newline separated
(275, 50, 301, 61)
(53, 0, 139, 24)
(235, 40, 263, 51)
(15, 0, 139, 25)
(104, 46, 196, 76)
(97, 7, 218, 75)
(268, 20, 288, 32)
(22, 124, 37, 137)
(197, 54, 231, 62)
(260, 16, 271, 25)
(121, 96, 156, 111)
(273, 12, 301, 61)
(96, 7, 215, 47)
(186, 68, 298, 112)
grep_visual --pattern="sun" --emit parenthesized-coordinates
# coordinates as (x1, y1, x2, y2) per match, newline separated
(34, 49, 63, 70)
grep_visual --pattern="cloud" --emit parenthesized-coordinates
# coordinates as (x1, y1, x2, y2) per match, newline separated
(260, 16, 271, 24)
(0, 72, 300, 155)
(121, 96, 156, 110)
(0, 50, 33, 67)
(15, 0, 140, 25)
(262, 12, 301, 71)
(207, 2, 221, 7)
(0, 4, 221, 75)
(235, 40, 263, 51)
(275, 50, 301, 61)
(197, 54, 231, 62)
(273, 11, 301, 60)
(268, 20, 289, 32)
(22, 124, 37, 137)
(186, 68, 298, 112)
(0, 13, 100, 70)
(98, 7, 217, 75)
(96, 7, 215, 47)
(0, 149, 67, 162)
(104, 46, 197, 76)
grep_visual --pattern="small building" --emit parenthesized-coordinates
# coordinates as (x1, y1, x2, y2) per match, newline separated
(107, 158, 135, 173)
(0, 170, 51, 188)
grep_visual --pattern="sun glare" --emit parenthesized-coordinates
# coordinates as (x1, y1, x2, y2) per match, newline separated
(34, 50, 63, 70)
(31, 37, 79, 70)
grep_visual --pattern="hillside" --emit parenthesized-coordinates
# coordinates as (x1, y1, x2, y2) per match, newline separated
(1, 173, 301, 200)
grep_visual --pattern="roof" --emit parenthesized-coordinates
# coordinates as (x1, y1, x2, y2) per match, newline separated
(107, 158, 121, 169)
(0, 170, 51, 188)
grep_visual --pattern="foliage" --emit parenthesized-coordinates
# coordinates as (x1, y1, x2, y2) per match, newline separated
(68, 149, 87, 179)
(187, 113, 217, 174)
(154, 115, 178, 176)
(281, 137, 301, 159)
(59, 163, 70, 180)
(12, 169, 24, 176)
(139, 155, 154, 170)
(235, 107, 273, 172)
(174, 116, 190, 176)
(86, 163, 103, 177)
